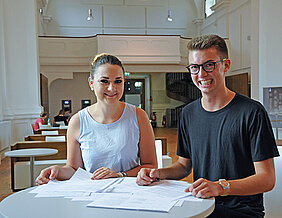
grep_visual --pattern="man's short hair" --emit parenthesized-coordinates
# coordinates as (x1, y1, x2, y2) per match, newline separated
(187, 34, 228, 59)
(59, 109, 65, 115)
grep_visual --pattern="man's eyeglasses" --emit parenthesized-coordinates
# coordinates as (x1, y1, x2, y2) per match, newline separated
(186, 59, 227, 75)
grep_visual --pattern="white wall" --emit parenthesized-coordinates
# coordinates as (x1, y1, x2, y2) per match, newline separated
(258, 0, 282, 103)
(49, 72, 97, 119)
(0, 0, 42, 152)
(202, 0, 251, 78)
(39, 0, 197, 37)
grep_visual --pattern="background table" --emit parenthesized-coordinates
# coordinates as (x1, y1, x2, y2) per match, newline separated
(5, 148, 58, 187)
(0, 187, 214, 218)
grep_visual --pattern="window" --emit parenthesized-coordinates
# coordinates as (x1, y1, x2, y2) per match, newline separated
(205, 0, 216, 17)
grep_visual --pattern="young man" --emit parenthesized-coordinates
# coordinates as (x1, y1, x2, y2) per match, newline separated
(136, 34, 279, 217)
(53, 109, 68, 126)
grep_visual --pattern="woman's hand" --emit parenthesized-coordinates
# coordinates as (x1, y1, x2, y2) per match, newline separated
(36, 165, 60, 185)
(91, 167, 119, 180)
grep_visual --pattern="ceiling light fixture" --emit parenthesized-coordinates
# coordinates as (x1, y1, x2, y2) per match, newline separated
(86, 8, 94, 21)
(167, 9, 173, 22)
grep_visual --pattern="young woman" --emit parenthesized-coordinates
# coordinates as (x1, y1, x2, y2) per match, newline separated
(33, 112, 48, 132)
(36, 54, 157, 184)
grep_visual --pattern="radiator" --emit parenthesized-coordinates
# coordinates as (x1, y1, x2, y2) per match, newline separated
(14, 159, 67, 190)
(0, 121, 11, 152)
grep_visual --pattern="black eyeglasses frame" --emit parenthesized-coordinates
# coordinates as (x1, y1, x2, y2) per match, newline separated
(186, 59, 227, 75)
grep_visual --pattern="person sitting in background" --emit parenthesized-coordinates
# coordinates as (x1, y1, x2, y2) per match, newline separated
(33, 112, 48, 132)
(64, 108, 71, 123)
(36, 53, 157, 185)
(53, 109, 68, 126)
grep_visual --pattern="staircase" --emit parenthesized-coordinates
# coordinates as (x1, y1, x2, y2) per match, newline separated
(165, 73, 201, 127)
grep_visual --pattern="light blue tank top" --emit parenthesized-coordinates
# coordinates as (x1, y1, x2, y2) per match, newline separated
(78, 103, 140, 173)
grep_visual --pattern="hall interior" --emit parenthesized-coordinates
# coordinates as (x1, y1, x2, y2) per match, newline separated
(1, 0, 281, 155)
(0, 0, 282, 208)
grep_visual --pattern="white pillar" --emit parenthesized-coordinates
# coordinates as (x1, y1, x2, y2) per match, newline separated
(193, 0, 204, 35)
(193, 18, 203, 35)
(0, 0, 42, 144)
(250, 0, 259, 101)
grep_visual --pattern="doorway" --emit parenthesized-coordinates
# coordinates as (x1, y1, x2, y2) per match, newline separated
(122, 79, 145, 110)
(40, 73, 49, 113)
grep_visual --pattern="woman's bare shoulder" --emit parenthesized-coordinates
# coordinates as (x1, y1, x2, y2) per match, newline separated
(135, 107, 149, 119)
(67, 113, 80, 140)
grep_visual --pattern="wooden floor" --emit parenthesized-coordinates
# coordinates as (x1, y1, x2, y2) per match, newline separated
(0, 127, 192, 202)
(154, 128, 193, 183)
(0, 157, 13, 202)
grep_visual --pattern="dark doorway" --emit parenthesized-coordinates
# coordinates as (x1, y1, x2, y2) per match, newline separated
(40, 73, 49, 113)
(121, 79, 145, 110)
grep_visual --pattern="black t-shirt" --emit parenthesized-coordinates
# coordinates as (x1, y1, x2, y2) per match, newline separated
(177, 93, 279, 217)
(54, 115, 68, 125)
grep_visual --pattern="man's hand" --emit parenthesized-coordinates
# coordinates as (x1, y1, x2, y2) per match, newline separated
(136, 168, 159, 186)
(185, 178, 222, 198)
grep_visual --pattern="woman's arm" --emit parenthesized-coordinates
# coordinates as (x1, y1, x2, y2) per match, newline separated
(36, 113, 84, 184)
(125, 107, 158, 176)
(62, 113, 84, 178)
(34, 118, 40, 131)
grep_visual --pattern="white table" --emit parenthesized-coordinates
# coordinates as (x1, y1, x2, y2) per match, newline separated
(0, 187, 215, 218)
(5, 148, 58, 187)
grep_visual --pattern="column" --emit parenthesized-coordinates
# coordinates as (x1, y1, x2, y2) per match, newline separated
(1, 0, 42, 143)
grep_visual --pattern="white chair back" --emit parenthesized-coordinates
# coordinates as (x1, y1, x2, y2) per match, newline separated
(264, 146, 282, 217)
(41, 130, 59, 135)
(55, 121, 65, 126)
(45, 136, 66, 142)
(39, 124, 51, 129)
(155, 140, 163, 168)
(59, 126, 68, 129)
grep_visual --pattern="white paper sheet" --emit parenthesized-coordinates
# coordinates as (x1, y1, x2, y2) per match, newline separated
(69, 167, 92, 181)
(31, 180, 68, 194)
(174, 200, 184, 207)
(31, 168, 120, 197)
(87, 192, 176, 212)
(141, 179, 191, 199)
(31, 168, 203, 212)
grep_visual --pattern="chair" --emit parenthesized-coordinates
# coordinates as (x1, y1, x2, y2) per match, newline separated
(155, 140, 163, 168)
(59, 125, 68, 129)
(155, 140, 172, 168)
(55, 121, 65, 126)
(41, 130, 59, 135)
(39, 124, 51, 129)
(264, 146, 282, 217)
(45, 136, 66, 142)
(14, 159, 67, 190)
(31, 124, 36, 134)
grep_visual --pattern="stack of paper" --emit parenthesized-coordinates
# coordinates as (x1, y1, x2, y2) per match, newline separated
(31, 168, 202, 212)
